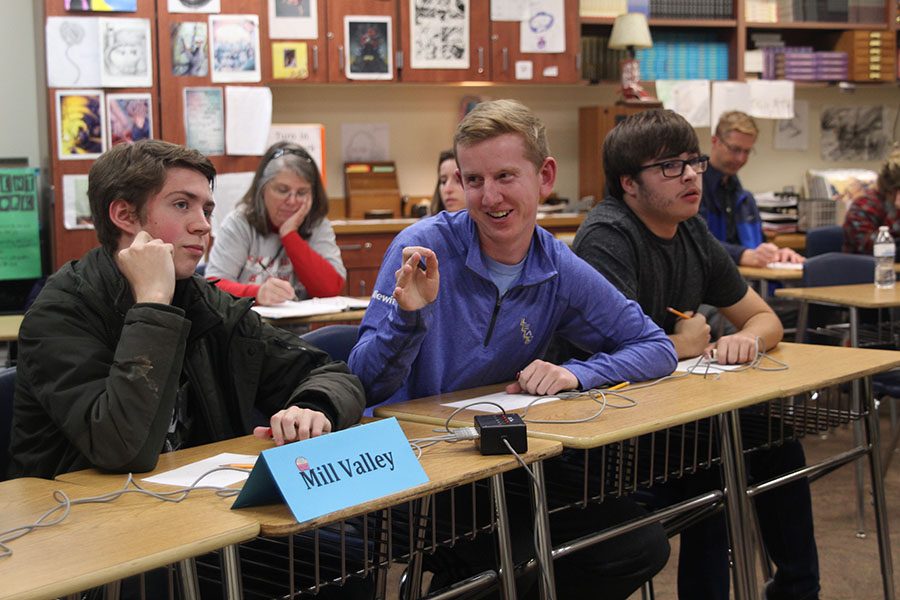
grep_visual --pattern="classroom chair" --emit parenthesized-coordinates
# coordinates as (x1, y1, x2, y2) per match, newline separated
(804, 225, 844, 258)
(0, 366, 15, 482)
(300, 324, 359, 364)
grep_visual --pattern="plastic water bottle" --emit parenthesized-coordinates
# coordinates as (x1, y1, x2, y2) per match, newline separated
(874, 225, 896, 289)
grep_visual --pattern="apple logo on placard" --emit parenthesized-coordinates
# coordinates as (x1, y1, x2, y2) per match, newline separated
(295, 457, 310, 472)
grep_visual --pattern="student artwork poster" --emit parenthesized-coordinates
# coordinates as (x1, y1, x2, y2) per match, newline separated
(107, 93, 152, 147)
(268, 0, 318, 40)
(345, 16, 393, 80)
(56, 89, 106, 160)
(209, 14, 261, 83)
(410, 0, 469, 70)
(62, 174, 94, 230)
(64, 0, 138, 11)
(272, 42, 309, 80)
(46, 17, 102, 88)
(99, 18, 153, 87)
(171, 22, 209, 76)
(183, 87, 224, 156)
(167, 0, 221, 13)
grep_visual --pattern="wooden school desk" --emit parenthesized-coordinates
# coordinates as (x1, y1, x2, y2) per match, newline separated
(375, 342, 900, 600)
(261, 308, 367, 327)
(0, 315, 22, 343)
(738, 265, 802, 298)
(58, 421, 563, 600)
(0, 476, 259, 600)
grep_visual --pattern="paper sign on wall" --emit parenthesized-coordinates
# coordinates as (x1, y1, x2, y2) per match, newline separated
(232, 418, 428, 524)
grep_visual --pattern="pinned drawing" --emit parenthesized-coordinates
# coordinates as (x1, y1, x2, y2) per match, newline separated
(100, 18, 152, 87)
(46, 17, 101, 87)
(171, 21, 209, 76)
(107, 93, 152, 146)
(56, 90, 106, 160)
(345, 16, 393, 80)
(210, 14, 261, 83)
(820, 106, 889, 161)
(410, 0, 468, 70)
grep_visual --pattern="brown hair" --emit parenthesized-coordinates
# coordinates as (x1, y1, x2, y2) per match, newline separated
(429, 149, 456, 215)
(603, 109, 700, 200)
(88, 139, 216, 252)
(239, 141, 329, 238)
(714, 110, 759, 139)
(453, 99, 548, 170)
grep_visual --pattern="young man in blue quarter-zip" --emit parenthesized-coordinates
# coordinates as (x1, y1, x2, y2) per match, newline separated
(349, 99, 676, 599)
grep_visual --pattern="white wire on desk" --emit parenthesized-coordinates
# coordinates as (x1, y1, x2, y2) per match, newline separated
(0, 467, 250, 559)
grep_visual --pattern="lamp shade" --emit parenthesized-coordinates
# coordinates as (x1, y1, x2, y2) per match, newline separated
(608, 13, 653, 49)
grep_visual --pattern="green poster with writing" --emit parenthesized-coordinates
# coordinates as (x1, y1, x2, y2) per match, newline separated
(0, 168, 41, 280)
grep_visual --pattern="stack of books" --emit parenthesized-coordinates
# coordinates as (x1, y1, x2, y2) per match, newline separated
(648, 0, 733, 18)
(814, 51, 849, 81)
(745, 0, 884, 23)
(762, 46, 848, 81)
(635, 33, 729, 80)
(579, 0, 628, 17)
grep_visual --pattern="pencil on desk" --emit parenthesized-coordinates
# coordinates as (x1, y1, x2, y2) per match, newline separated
(220, 463, 256, 470)
(608, 381, 630, 392)
(666, 306, 691, 320)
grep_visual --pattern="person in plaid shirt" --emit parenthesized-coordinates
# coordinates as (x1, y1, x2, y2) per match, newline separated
(843, 148, 900, 254)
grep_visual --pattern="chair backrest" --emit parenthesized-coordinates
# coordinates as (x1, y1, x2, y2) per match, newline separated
(0, 366, 15, 481)
(801, 252, 874, 287)
(300, 325, 359, 364)
(805, 225, 844, 258)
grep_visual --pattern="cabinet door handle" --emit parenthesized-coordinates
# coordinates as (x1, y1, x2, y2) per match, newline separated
(338, 242, 373, 252)
(338, 45, 345, 70)
(359, 280, 367, 296)
(502, 47, 509, 72)
(312, 45, 319, 71)
(477, 47, 485, 74)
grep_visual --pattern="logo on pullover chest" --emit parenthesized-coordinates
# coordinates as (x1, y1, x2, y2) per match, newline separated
(520, 317, 533, 345)
(297, 452, 396, 489)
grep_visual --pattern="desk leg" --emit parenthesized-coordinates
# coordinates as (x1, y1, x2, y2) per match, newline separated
(491, 473, 518, 600)
(850, 307, 867, 538)
(862, 375, 897, 600)
(405, 496, 433, 600)
(221, 544, 243, 600)
(177, 558, 200, 600)
(718, 410, 758, 600)
(531, 461, 558, 600)
(103, 581, 120, 600)
(794, 300, 808, 343)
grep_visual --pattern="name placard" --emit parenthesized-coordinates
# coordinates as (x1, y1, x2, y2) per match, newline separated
(232, 418, 428, 523)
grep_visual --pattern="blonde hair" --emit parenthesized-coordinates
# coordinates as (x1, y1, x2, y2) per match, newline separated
(715, 111, 758, 139)
(878, 146, 900, 198)
(453, 99, 548, 170)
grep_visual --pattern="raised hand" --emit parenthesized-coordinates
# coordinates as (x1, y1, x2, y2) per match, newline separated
(393, 246, 439, 311)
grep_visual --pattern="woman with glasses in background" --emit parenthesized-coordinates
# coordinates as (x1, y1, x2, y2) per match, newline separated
(206, 141, 346, 305)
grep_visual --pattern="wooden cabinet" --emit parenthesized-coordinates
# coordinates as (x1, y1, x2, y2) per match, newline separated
(266, 0, 329, 83)
(326, 0, 399, 83)
(336, 232, 394, 297)
(578, 104, 656, 202)
(491, 0, 582, 83)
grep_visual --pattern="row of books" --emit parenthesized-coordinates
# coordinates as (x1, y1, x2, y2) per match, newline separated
(579, 0, 732, 18)
(635, 34, 730, 80)
(745, 0, 886, 23)
(757, 191, 800, 234)
(581, 35, 628, 83)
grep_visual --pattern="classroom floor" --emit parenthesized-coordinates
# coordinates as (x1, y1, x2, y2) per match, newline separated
(638, 410, 900, 600)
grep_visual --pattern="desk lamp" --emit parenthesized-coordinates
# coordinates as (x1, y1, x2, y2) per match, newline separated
(608, 13, 656, 103)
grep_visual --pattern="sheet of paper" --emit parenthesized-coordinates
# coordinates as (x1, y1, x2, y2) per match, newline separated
(142, 452, 256, 488)
(441, 391, 560, 413)
(267, 124, 326, 186)
(520, 0, 565, 53)
(342, 123, 390, 162)
(184, 87, 224, 155)
(251, 296, 370, 319)
(491, 0, 528, 20)
(710, 81, 751, 131)
(747, 79, 794, 120)
(210, 171, 254, 236)
(656, 80, 710, 128)
(774, 99, 809, 152)
(224, 86, 272, 156)
(766, 262, 803, 270)
(63, 174, 93, 230)
(46, 16, 102, 87)
(675, 357, 746, 373)
(268, 0, 318, 39)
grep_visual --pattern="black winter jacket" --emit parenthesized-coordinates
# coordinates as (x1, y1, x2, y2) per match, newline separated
(8, 247, 365, 479)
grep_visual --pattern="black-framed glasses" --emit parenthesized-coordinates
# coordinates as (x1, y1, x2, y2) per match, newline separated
(636, 155, 709, 178)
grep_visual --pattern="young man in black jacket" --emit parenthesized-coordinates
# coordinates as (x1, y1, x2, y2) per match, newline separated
(9, 139, 365, 480)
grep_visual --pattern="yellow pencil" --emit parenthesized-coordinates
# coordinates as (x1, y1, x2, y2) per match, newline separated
(220, 463, 256, 469)
(666, 306, 691, 320)
(608, 381, 630, 392)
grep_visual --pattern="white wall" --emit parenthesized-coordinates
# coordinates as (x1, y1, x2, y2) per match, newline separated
(0, 0, 43, 169)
